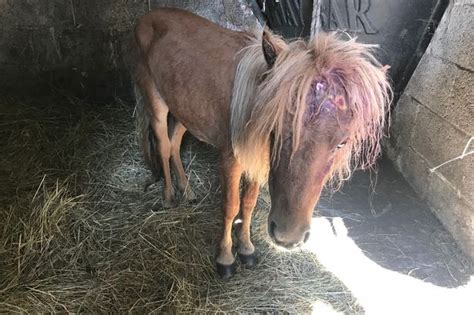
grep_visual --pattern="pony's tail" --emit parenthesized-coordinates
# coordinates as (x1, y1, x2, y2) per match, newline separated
(134, 84, 162, 180)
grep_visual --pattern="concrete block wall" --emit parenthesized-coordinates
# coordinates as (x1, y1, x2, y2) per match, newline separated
(0, 0, 258, 101)
(387, 0, 474, 259)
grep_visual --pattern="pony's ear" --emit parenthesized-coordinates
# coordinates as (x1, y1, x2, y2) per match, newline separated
(262, 28, 287, 68)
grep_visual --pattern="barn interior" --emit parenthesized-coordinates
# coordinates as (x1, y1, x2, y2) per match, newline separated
(1, 1, 473, 314)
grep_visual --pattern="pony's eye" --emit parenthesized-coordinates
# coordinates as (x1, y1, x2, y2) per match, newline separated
(336, 140, 347, 149)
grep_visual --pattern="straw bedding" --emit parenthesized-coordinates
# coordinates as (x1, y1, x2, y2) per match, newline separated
(0, 96, 360, 313)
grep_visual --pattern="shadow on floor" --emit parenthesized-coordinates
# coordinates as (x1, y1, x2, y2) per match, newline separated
(318, 156, 474, 288)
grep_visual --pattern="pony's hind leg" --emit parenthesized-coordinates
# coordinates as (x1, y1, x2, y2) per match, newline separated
(150, 103, 176, 208)
(139, 73, 176, 208)
(237, 180, 259, 267)
(170, 121, 196, 201)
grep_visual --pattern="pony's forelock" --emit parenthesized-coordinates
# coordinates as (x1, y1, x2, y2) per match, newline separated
(230, 31, 392, 187)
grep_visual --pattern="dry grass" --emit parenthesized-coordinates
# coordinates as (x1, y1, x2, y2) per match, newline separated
(0, 96, 360, 313)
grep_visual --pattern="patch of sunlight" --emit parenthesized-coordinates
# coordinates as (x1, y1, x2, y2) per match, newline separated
(311, 300, 343, 315)
(304, 217, 474, 315)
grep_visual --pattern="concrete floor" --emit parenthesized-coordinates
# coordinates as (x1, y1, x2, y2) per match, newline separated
(318, 156, 473, 288)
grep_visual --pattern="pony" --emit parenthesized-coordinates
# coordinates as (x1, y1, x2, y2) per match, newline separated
(132, 8, 391, 278)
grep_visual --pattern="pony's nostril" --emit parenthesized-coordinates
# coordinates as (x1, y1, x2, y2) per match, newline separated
(303, 231, 311, 243)
(269, 221, 277, 239)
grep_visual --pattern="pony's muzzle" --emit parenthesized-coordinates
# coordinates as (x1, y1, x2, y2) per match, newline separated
(268, 220, 311, 249)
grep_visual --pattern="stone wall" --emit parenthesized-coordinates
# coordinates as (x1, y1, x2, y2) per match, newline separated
(0, 0, 258, 101)
(387, 0, 474, 259)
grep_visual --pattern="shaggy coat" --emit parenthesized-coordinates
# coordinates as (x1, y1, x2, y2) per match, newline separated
(133, 8, 391, 278)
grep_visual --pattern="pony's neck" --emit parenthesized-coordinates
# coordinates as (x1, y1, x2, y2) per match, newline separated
(229, 41, 270, 184)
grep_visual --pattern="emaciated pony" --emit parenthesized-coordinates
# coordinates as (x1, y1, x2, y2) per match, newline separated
(133, 8, 391, 278)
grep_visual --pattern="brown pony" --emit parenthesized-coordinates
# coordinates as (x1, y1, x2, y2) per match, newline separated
(133, 8, 391, 278)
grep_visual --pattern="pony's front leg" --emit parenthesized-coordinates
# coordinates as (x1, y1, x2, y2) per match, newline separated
(216, 154, 242, 279)
(237, 180, 259, 268)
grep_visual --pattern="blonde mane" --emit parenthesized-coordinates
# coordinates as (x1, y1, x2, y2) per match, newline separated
(230, 32, 392, 186)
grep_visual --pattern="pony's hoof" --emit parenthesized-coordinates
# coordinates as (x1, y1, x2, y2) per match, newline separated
(163, 198, 177, 208)
(238, 253, 258, 268)
(184, 188, 197, 202)
(216, 262, 236, 279)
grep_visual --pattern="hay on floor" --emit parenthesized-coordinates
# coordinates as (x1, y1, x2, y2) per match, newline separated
(0, 96, 360, 313)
